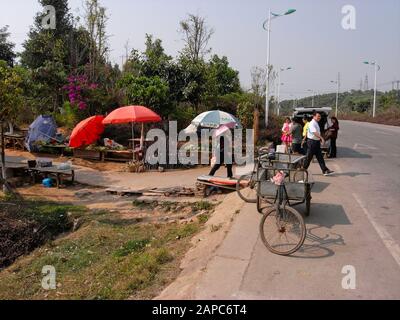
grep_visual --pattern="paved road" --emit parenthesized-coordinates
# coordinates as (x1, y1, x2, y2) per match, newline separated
(194, 121, 400, 299)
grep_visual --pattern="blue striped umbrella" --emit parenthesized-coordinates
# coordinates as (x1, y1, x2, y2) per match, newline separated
(191, 110, 242, 129)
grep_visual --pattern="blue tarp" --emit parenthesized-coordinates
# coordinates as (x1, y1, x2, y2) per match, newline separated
(25, 115, 58, 152)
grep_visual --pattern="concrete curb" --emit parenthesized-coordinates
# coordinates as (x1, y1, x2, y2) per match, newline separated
(155, 191, 246, 300)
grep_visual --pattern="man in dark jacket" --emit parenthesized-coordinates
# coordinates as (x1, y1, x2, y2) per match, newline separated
(327, 117, 339, 158)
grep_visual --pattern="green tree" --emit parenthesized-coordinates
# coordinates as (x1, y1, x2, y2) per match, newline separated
(118, 75, 170, 118)
(178, 55, 207, 113)
(205, 55, 241, 99)
(20, 0, 74, 69)
(0, 62, 26, 122)
(0, 26, 16, 67)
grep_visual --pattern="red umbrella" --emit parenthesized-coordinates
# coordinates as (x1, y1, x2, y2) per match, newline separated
(102, 106, 161, 158)
(69, 115, 105, 148)
(102, 106, 161, 125)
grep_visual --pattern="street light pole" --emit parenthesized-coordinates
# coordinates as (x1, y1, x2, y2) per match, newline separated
(363, 61, 380, 118)
(373, 63, 378, 118)
(263, 8, 296, 127)
(277, 82, 282, 116)
(277, 67, 292, 116)
(265, 9, 271, 127)
(331, 72, 340, 117)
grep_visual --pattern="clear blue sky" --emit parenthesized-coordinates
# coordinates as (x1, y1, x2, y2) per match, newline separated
(1, 0, 399, 100)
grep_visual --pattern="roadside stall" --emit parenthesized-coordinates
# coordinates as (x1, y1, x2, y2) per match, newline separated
(102, 105, 162, 163)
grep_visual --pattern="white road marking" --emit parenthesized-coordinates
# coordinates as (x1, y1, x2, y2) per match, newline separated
(353, 193, 400, 268)
(375, 130, 394, 136)
(353, 143, 378, 150)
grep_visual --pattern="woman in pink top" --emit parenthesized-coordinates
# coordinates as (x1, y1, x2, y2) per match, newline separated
(281, 117, 293, 153)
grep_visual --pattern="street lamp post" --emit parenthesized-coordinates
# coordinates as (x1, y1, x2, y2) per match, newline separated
(263, 8, 296, 127)
(363, 61, 380, 118)
(277, 82, 284, 116)
(330, 72, 340, 117)
(277, 67, 292, 116)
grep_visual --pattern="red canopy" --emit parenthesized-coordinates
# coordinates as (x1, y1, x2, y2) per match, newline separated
(102, 106, 161, 125)
(69, 115, 105, 148)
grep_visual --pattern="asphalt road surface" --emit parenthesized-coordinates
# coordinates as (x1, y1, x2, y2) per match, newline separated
(194, 120, 400, 299)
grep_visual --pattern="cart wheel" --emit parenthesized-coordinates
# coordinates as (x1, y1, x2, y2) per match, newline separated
(236, 173, 258, 203)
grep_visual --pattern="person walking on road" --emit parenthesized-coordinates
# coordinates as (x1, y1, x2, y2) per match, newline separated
(301, 115, 310, 155)
(327, 116, 339, 158)
(290, 117, 303, 154)
(303, 112, 334, 176)
(209, 136, 233, 178)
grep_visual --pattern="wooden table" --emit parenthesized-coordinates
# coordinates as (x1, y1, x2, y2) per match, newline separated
(4, 134, 26, 150)
(26, 166, 75, 188)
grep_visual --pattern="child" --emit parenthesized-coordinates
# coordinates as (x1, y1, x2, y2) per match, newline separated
(281, 117, 293, 153)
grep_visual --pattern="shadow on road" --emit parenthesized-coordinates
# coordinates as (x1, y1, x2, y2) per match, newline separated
(311, 181, 330, 193)
(337, 147, 372, 159)
(334, 172, 371, 177)
(288, 202, 349, 259)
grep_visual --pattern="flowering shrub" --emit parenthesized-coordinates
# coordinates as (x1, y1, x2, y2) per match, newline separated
(63, 75, 98, 110)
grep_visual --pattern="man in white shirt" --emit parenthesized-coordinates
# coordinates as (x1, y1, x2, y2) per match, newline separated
(303, 112, 334, 176)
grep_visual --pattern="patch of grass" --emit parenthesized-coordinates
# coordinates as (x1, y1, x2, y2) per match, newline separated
(197, 213, 210, 224)
(191, 201, 214, 212)
(114, 239, 150, 257)
(132, 199, 149, 209)
(0, 214, 203, 300)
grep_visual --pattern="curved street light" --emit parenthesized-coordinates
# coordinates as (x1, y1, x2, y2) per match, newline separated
(263, 8, 296, 126)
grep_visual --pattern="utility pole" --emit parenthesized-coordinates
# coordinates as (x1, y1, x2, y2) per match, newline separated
(364, 74, 369, 91)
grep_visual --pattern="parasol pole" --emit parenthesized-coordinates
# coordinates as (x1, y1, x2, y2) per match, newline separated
(131, 121, 135, 161)
(140, 123, 144, 150)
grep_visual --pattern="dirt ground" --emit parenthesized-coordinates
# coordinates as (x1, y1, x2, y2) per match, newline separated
(6, 149, 126, 172)
(15, 183, 225, 224)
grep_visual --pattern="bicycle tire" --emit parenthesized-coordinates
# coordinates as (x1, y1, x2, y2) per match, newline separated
(259, 206, 306, 256)
(236, 173, 258, 203)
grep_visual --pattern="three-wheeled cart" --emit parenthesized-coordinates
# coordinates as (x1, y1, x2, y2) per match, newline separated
(256, 167, 314, 216)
